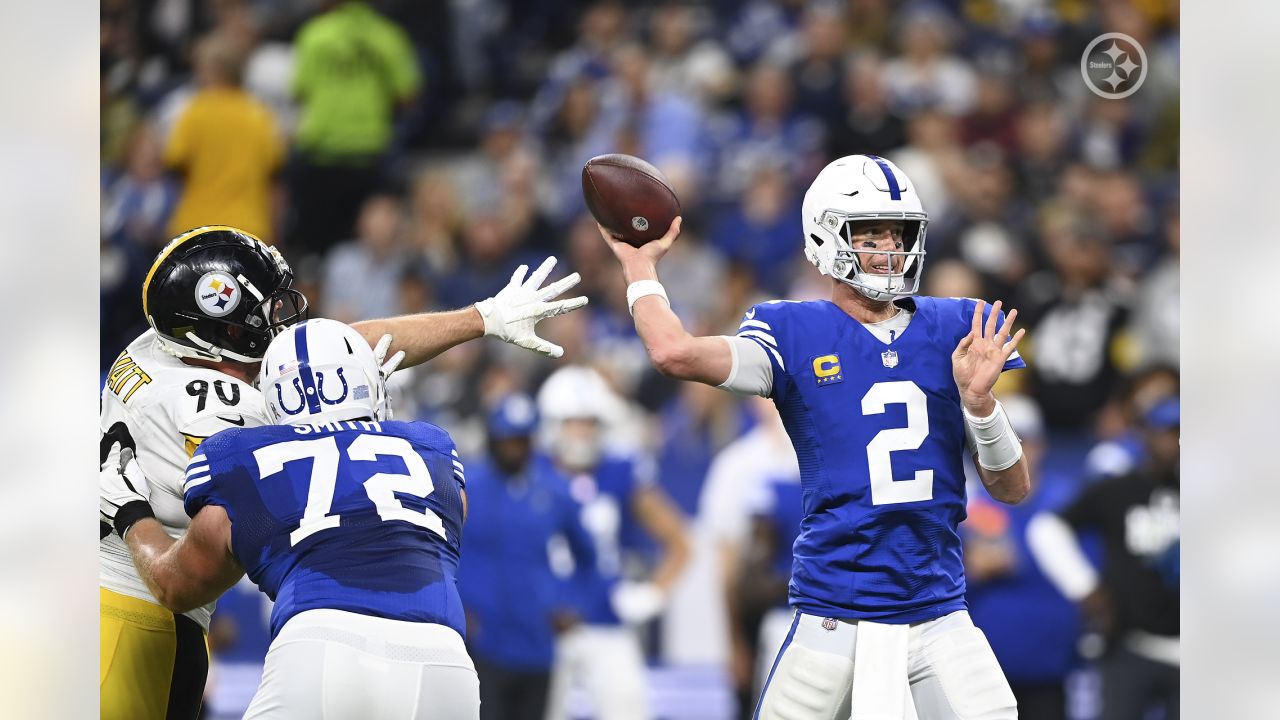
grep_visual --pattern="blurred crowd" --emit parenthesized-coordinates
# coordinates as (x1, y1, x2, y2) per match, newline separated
(100, 0, 1179, 718)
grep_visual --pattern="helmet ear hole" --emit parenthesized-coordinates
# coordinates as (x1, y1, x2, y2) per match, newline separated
(809, 233, 826, 247)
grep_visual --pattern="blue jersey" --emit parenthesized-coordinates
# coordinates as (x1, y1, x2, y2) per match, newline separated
(456, 457, 596, 670)
(553, 453, 651, 626)
(737, 297, 1025, 623)
(184, 419, 467, 639)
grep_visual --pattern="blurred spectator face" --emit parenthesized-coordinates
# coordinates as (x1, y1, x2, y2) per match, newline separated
(193, 33, 245, 87)
(803, 6, 846, 62)
(898, 11, 950, 62)
(845, 54, 888, 110)
(1093, 172, 1147, 236)
(744, 166, 789, 222)
(906, 109, 957, 151)
(745, 63, 793, 122)
(559, 81, 599, 140)
(125, 124, 165, 182)
(357, 195, 403, 255)
(580, 2, 629, 53)
(1016, 103, 1066, 161)
(556, 417, 603, 471)
(1044, 222, 1109, 286)
(1057, 164, 1097, 207)
(923, 258, 982, 299)
(411, 170, 460, 229)
(612, 44, 652, 101)
(848, 219, 907, 275)
(462, 215, 513, 266)
(974, 74, 1014, 117)
(398, 270, 432, 313)
(490, 436, 533, 476)
(959, 149, 1013, 218)
(650, 5, 694, 56)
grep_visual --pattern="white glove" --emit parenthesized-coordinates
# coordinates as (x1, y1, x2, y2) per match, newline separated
(371, 333, 407, 420)
(372, 333, 406, 380)
(100, 452, 154, 538)
(610, 580, 666, 625)
(475, 257, 588, 358)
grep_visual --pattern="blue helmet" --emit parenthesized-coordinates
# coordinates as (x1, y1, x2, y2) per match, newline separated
(487, 394, 539, 441)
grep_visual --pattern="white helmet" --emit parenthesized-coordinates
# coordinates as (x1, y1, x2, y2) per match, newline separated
(536, 365, 619, 470)
(260, 318, 387, 425)
(802, 154, 929, 301)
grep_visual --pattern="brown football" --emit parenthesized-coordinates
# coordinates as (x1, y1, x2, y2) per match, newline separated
(581, 154, 681, 247)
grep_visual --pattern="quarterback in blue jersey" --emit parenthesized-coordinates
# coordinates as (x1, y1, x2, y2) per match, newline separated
(603, 155, 1029, 720)
(101, 319, 481, 719)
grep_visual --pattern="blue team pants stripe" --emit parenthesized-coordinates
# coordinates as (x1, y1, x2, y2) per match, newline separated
(752, 610, 802, 720)
(865, 154, 902, 200)
(294, 322, 322, 414)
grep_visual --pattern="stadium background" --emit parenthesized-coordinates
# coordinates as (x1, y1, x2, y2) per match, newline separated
(100, 0, 1179, 718)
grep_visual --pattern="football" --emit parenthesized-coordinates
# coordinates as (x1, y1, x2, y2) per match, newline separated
(581, 154, 681, 247)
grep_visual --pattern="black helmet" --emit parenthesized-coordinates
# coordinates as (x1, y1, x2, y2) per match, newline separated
(143, 226, 308, 362)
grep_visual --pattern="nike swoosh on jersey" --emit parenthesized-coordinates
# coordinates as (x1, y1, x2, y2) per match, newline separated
(217, 414, 246, 426)
(745, 308, 756, 320)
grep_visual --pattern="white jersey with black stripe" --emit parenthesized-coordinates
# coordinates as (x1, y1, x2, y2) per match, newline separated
(99, 329, 270, 630)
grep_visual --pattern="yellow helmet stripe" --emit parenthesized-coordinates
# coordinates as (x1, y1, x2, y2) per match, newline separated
(141, 225, 265, 319)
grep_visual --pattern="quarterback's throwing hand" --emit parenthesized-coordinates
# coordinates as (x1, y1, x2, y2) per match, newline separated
(952, 300, 1025, 410)
(599, 217, 682, 275)
(476, 256, 588, 358)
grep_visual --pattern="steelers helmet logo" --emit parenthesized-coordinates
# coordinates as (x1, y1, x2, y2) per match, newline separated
(195, 271, 242, 317)
(631, 216, 649, 232)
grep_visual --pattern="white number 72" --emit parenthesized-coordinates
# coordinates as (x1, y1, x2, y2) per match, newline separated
(253, 434, 448, 546)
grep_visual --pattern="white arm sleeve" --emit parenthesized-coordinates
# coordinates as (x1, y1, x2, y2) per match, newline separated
(717, 335, 774, 397)
(1026, 512, 1100, 601)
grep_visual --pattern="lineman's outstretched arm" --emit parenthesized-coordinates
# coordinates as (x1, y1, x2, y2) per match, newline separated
(125, 508, 244, 614)
(101, 459, 244, 613)
(600, 219, 733, 384)
(353, 256, 588, 368)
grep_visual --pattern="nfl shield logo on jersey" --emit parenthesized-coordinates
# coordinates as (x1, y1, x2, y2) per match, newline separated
(822, 617, 838, 632)
(881, 349, 899, 368)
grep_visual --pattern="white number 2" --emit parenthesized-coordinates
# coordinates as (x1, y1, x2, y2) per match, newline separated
(253, 435, 448, 546)
(861, 381, 933, 506)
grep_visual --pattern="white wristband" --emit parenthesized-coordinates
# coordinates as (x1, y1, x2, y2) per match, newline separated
(963, 400, 1024, 472)
(626, 280, 670, 317)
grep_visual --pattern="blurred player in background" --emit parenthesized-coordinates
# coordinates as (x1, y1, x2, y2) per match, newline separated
(537, 365, 690, 720)
(604, 154, 1029, 719)
(737, 453, 803, 710)
(102, 318, 480, 718)
(1028, 397, 1180, 720)
(695, 396, 798, 717)
(98, 225, 586, 720)
(963, 395, 1082, 720)
(457, 393, 599, 720)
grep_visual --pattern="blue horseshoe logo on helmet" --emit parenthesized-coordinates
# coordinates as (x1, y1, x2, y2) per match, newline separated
(276, 377, 308, 416)
(317, 368, 350, 406)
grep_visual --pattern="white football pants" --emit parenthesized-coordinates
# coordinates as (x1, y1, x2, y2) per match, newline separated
(243, 609, 480, 720)
(545, 624, 650, 720)
(754, 610, 1017, 720)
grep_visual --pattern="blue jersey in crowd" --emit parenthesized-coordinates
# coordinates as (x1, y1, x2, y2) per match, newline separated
(750, 473, 805, 583)
(965, 469, 1084, 684)
(737, 297, 1024, 623)
(554, 453, 652, 626)
(184, 419, 468, 639)
(456, 456, 596, 670)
